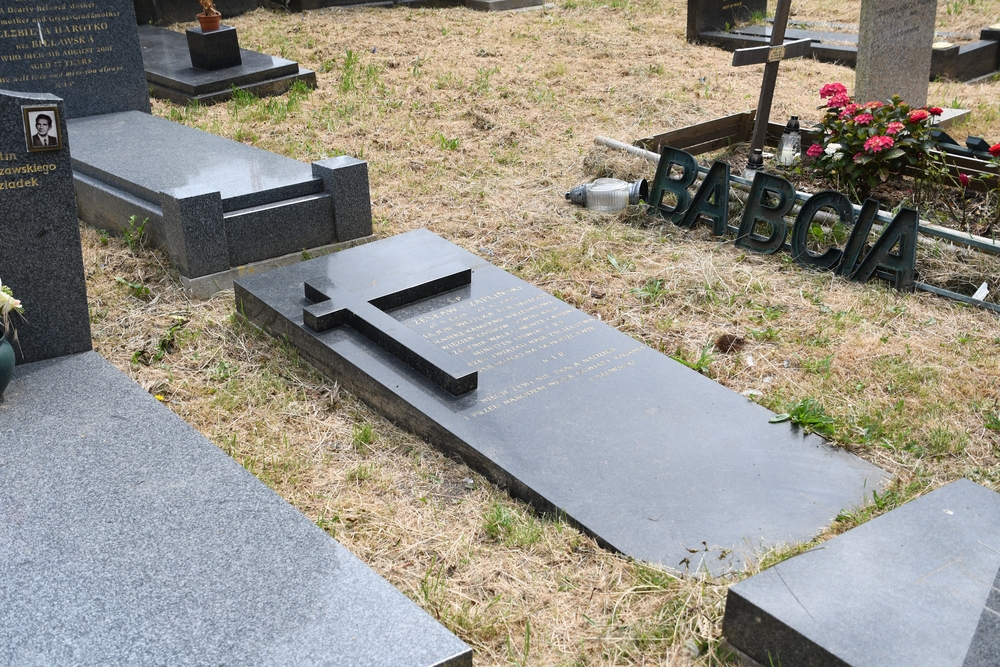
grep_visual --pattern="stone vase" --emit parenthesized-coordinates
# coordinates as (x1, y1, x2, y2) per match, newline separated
(197, 12, 222, 32)
(0, 336, 14, 399)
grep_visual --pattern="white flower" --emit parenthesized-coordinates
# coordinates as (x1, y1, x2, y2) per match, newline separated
(0, 279, 21, 316)
(825, 143, 843, 156)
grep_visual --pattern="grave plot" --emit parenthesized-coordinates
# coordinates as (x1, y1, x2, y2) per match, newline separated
(723, 479, 1000, 667)
(688, 0, 1000, 85)
(0, 0, 372, 297)
(234, 229, 888, 574)
(138, 25, 317, 106)
(0, 87, 471, 666)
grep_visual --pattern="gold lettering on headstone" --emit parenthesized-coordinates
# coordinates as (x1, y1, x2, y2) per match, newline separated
(0, 3, 120, 87)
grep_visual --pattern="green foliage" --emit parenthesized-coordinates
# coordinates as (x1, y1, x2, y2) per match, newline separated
(115, 276, 151, 300)
(632, 278, 668, 302)
(472, 66, 499, 96)
(123, 215, 148, 252)
(770, 398, 837, 438)
(672, 346, 714, 373)
(433, 133, 460, 151)
(131, 317, 188, 364)
(352, 422, 375, 452)
(808, 84, 941, 200)
(483, 502, 542, 547)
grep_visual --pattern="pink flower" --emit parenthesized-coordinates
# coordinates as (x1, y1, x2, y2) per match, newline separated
(828, 92, 851, 108)
(909, 109, 930, 123)
(819, 82, 848, 99)
(838, 103, 861, 120)
(989, 143, 1000, 157)
(959, 173, 970, 187)
(807, 143, 824, 157)
(864, 135, 895, 153)
(928, 106, 943, 115)
(886, 122, 905, 135)
(864, 101, 884, 109)
(853, 113, 874, 125)
(853, 152, 864, 162)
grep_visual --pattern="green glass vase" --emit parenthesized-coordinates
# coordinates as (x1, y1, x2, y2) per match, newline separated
(0, 337, 14, 399)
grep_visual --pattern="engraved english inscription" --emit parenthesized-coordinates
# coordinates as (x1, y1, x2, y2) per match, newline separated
(407, 287, 644, 418)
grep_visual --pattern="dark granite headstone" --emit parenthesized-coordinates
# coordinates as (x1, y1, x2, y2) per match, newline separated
(133, 0, 261, 26)
(0, 350, 472, 666)
(687, 0, 767, 42)
(0, 0, 150, 118)
(0, 89, 90, 364)
(723, 479, 1000, 667)
(235, 230, 887, 573)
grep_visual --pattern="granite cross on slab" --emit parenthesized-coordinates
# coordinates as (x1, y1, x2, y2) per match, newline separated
(303, 262, 478, 396)
(235, 230, 887, 573)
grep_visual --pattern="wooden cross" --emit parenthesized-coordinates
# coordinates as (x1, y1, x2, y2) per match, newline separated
(303, 262, 478, 396)
(730, 0, 811, 169)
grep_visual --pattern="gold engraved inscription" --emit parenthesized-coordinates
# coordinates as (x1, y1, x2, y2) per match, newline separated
(0, 2, 118, 89)
(409, 287, 645, 418)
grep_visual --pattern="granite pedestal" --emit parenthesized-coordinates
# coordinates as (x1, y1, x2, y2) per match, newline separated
(0, 351, 471, 667)
(140, 25, 317, 106)
(723, 479, 1000, 667)
(68, 111, 372, 295)
(235, 230, 887, 573)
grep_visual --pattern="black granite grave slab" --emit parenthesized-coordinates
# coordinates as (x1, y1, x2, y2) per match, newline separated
(139, 25, 317, 106)
(0, 0, 150, 118)
(235, 230, 887, 573)
(0, 350, 472, 667)
(0, 89, 91, 364)
(687, 0, 766, 42)
(67, 110, 373, 291)
(723, 479, 1000, 667)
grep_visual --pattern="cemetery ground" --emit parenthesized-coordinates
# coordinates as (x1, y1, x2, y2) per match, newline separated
(80, 1, 1000, 665)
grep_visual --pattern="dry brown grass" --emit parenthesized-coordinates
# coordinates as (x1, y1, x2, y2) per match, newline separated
(82, 2, 1000, 665)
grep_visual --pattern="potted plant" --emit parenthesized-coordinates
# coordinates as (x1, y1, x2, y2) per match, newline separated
(197, 0, 222, 32)
(0, 278, 23, 399)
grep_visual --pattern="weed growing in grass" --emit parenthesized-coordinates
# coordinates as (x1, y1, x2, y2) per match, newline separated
(770, 398, 837, 438)
(632, 278, 668, 302)
(123, 215, 147, 252)
(607, 254, 634, 273)
(115, 276, 151, 301)
(483, 501, 542, 547)
(472, 66, 499, 96)
(346, 463, 373, 482)
(433, 133, 460, 150)
(341, 49, 360, 92)
(672, 346, 714, 373)
(352, 422, 375, 453)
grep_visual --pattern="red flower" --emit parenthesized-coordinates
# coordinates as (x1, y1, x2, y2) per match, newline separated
(989, 143, 1000, 157)
(854, 113, 874, 125)
(807, 143, 824, 157)
(819, 82, 848, 99)
(863, 135, 895, 153)
(928, 106, 943, 115)
(886, 121, 905, 135)
(827, 92, 851, 108)
(959, 173, 970, 187)
(909, 109, 930, 123)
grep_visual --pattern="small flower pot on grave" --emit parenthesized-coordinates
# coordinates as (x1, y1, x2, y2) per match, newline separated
(0, 337, 15, 400)
(196, 12, 222, 32)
